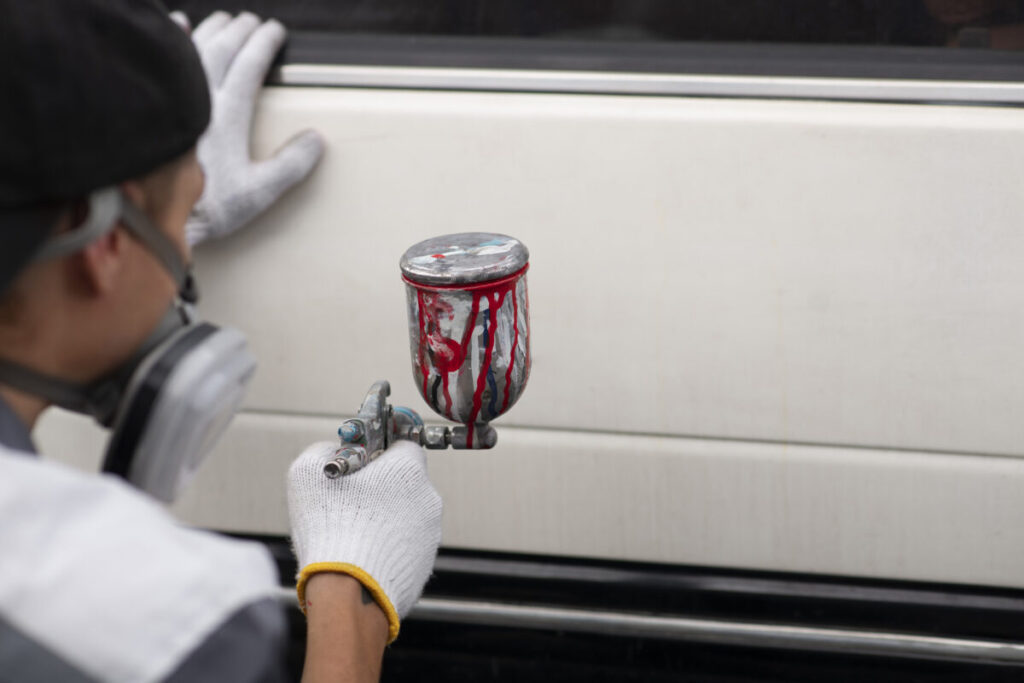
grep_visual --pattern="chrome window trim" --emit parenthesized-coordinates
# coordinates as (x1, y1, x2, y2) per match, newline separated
(275, 588, 1024, 664)
(275, 63, 1024, 105)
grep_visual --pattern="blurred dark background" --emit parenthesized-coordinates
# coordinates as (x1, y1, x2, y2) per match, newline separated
(165, 0, 1024, 48)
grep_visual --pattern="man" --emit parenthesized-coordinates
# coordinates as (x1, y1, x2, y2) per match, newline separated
(0, 2, 442, 681)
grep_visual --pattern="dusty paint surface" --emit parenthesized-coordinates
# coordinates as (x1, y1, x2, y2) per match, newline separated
(400, 232, 529, 286)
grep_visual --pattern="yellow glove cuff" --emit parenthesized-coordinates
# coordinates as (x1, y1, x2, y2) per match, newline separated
(296, 562, 401, 644)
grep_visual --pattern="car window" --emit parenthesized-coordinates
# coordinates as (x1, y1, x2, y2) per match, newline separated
(166, 2, 1024, 104)
(168, 1, 1024, 49)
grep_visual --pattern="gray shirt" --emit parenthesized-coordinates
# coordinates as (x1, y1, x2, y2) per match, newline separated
(0, 395, 35, 454)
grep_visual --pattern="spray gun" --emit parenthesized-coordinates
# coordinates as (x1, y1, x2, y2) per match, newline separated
(324, 380, 498, 478)
(324, 233, 530, 478)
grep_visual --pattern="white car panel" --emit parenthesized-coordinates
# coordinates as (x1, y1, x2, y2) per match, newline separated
(36, 84, 1024, 587)
(37, 409, 1024, 588)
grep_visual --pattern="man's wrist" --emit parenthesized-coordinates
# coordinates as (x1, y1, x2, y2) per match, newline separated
(304, 572, 390, 644)
(302, 573, 389, 683)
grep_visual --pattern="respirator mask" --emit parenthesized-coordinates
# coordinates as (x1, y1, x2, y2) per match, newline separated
(0, 187, 256, 502)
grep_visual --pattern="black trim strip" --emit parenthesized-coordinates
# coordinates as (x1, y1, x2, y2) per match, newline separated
(242, 535, 1024, 644)
(278, 33, 1024, 83)
(241, 535, 1024, 679)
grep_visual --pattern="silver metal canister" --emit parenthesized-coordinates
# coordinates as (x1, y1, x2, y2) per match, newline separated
(400, 233, 530, 447)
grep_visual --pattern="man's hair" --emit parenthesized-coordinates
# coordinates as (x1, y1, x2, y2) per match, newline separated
(0, 202, 68, 324)
(0, 284, 24, 326)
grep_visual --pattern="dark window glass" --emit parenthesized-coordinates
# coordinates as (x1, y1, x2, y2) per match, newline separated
(168, 1, 1024, 50)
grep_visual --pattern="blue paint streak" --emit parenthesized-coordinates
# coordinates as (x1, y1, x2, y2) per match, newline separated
(394, 406, 424, 427)
(487, 369, 498, 418)
(482, 314, 499, 417)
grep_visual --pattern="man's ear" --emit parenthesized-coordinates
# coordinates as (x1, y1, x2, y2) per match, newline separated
(120, 179, 149, 215)
(73, 228, 125, 297)
(73, 179, 148, 297)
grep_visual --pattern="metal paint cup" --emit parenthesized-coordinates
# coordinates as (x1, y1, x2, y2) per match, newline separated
(400, 233, 530, 447)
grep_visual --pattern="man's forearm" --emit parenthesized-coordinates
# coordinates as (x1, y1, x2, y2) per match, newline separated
(301, 573, 390, 683)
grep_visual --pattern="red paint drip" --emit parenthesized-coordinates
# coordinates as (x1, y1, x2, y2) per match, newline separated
(448, 293, 481, 420)
(523, 278, 532, 379)
(502, 282, 520, 413)
(411, 266, 527, 437)
(431, 253, 446, 259)
(416, 290, 428, 399)
(440, 373, 453, 419)
(418, 292, 462, 420)
(466, 285, 511, 447)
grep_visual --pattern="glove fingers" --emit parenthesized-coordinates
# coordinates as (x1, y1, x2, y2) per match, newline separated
(187, 129, 324, 242)
(286, 441, 337, 564)
(250, 129, 326, 207)
(379, 439, 429, 471)
(190, 11, 231, 45)
(222, 19, 287, 120)
(197, 13, 262, 89)
(169, 11, 191, 33)
(184, 216, 212, 248)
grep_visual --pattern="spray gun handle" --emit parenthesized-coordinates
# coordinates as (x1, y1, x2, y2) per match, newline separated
(324, 380, 391, 478)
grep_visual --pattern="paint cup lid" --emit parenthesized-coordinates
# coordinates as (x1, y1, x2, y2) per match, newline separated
(400, 233, 529, 286)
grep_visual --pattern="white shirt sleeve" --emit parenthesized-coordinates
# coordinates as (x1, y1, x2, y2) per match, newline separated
(0, 447, 282, 683)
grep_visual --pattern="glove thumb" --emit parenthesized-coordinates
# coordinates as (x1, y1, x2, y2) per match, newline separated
(251, 129, 325, 208)
(186, 129, 325, 245)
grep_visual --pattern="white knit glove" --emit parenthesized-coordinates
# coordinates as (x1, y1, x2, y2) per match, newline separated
(287, 440, 443, 643)
(184, 12, 325, 246)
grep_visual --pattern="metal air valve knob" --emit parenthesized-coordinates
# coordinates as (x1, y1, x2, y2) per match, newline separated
(324, 447, 368, 479)
(324, 419, 374, 478)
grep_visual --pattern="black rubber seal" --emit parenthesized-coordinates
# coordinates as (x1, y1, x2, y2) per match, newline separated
(279, 32, 1024, 83)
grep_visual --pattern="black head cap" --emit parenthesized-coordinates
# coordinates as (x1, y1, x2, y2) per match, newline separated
(0, 0, 210, 293)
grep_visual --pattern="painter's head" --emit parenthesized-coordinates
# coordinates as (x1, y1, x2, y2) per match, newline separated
(0, 0, 209, 380)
